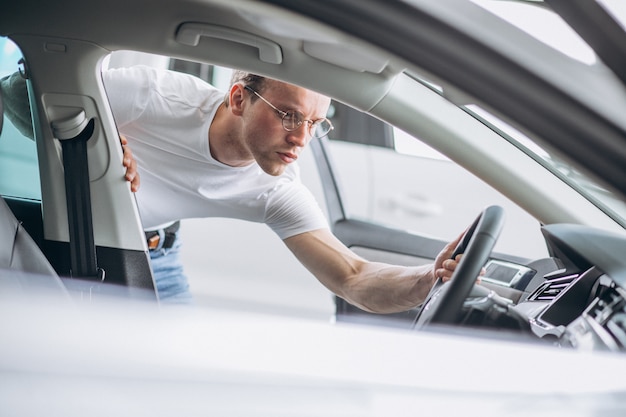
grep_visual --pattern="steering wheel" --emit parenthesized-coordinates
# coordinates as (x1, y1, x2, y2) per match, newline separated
(413, 205, 505, 329)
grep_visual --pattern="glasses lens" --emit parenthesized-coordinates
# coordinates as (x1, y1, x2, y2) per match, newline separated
(311, 119, 333, 138)
(282, 111, 303, 131)
(281, 110, 334, 138)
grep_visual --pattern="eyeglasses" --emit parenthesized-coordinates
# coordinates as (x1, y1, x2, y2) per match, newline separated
(244, 85, 333, 139)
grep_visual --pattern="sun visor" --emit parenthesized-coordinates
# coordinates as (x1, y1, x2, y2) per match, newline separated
(302, 41, 389, 73)
(237, 9, 390, 73)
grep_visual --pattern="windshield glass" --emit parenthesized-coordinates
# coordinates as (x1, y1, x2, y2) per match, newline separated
(464, 0, 626, 226)
(470, 0, 597, 64)
(465, 105, 626, 227)
(597, 0, 626, 30)
(470, 1, 626, 63)
(404, 0, 626, 227)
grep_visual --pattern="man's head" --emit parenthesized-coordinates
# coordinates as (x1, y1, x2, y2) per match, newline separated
(222, 71, 332, 176)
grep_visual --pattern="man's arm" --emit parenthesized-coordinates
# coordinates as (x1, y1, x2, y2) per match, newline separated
(0, 72, 33, 138)
(284, 228, 463, 314)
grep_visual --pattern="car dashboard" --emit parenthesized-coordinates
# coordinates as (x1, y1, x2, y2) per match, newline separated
(523, 268, 626, 352)
(486, 223, 626, 353)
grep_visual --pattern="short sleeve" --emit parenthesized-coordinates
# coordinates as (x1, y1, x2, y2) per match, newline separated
(265, 181, 329, 240)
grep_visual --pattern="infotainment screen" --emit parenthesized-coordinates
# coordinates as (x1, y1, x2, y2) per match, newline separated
(483, 260, 535, 287)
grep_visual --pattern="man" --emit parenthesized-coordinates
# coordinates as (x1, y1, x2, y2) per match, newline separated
(3, 66, 464, 311)
(106, 65, 467, 311)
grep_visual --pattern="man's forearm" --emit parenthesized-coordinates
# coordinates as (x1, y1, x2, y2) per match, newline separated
(340, 262, 436, 314)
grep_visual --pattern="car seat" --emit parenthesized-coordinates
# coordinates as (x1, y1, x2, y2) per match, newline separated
(0, 84, 68, 294)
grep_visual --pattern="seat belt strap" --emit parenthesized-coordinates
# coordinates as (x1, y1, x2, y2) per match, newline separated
(52, 110, 101, 279)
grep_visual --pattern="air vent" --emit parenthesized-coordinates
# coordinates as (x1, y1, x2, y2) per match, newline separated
(589, 287, 626, 348)
(529, 274, 579, 302)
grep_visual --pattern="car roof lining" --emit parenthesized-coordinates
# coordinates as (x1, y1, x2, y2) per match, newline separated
(162, 3, 403, 111)
(0, 0, 402, 113)
(5, 0, 626, 128)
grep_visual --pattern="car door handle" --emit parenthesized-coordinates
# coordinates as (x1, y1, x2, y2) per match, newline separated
(381, 194, 442, 217)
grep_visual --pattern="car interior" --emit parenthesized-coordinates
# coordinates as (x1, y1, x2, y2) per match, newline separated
(1, 0, 626, 356)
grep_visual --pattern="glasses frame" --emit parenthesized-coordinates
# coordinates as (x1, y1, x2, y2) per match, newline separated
(244, 85, 333, 138)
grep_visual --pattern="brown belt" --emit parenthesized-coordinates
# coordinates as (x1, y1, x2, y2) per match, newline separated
(145, 221, 180, 251)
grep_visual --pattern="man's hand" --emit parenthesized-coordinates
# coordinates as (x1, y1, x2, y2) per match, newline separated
(121, 135, 140, 192)
(433, 230, 484, 284)
(433, 232, 463, 283)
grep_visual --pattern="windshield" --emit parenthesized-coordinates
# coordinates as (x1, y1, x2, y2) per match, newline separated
(470, 0, 596, 64)
(466, 0, 626, 226)
(401, 0, 626, 227)
(470, 0, 626, 66)
(465, 105, 626, 227)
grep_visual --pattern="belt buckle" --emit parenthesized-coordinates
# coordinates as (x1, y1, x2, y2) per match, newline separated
(147, 228, 166, 251)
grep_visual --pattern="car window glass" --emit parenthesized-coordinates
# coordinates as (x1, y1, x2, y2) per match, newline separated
(0, 36, 41, 200)
(470, 0, 596, 65)
(102, 51, 548, 262)
(163, 54, 549, 261)
(465, 104, 626, 228)
(103, 52, 233, 90)
(598, 0, 626, 29)
(326, 131, 549, 261)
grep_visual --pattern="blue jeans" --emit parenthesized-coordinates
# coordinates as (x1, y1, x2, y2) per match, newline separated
(149, 232, 193, 304)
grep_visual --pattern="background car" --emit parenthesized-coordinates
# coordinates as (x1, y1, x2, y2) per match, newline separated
(2, 0, 626, 415)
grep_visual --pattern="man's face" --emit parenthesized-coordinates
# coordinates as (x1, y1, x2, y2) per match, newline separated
(242, 81, 331, 176)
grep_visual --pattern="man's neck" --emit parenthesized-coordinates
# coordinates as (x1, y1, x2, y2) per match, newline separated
(208, 102, 254, 167)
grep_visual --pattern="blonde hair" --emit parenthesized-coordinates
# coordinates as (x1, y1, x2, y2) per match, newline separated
(224, 71, 267, 107)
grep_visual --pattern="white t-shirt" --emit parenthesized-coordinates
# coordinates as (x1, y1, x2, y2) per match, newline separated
(102, 66, 328, 239)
